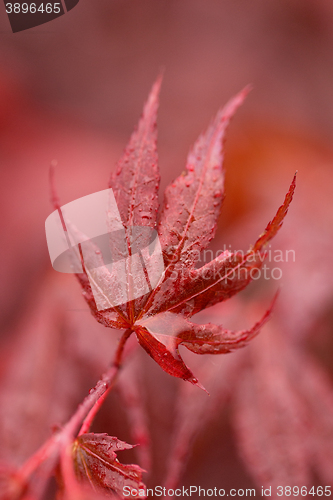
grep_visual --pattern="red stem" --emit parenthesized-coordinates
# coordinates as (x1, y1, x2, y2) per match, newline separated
(18, 328, 133, 496)
(78, 328, 133, 436)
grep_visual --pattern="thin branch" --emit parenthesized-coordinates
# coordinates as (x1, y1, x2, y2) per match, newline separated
(78, 329, 133, 436)
(18, 328, 133, 498)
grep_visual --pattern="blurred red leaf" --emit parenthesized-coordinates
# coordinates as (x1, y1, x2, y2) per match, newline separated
(233, 330, 311, 493)
(163, 347, 245, 490)
(280, 345, 333, 485)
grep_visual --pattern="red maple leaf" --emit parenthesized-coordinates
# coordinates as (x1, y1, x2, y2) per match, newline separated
(72, 433, 145, 498)
(73, 77, 296, 388)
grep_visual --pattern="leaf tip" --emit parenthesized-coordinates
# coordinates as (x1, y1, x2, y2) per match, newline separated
(189, 376, 209, 394)
(211, 84, 251, 142)
(223, 84, 252, 117)
(240, 83, 253, 97)
(292, 171, 297, 189)
(144, 73, 163, 114)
